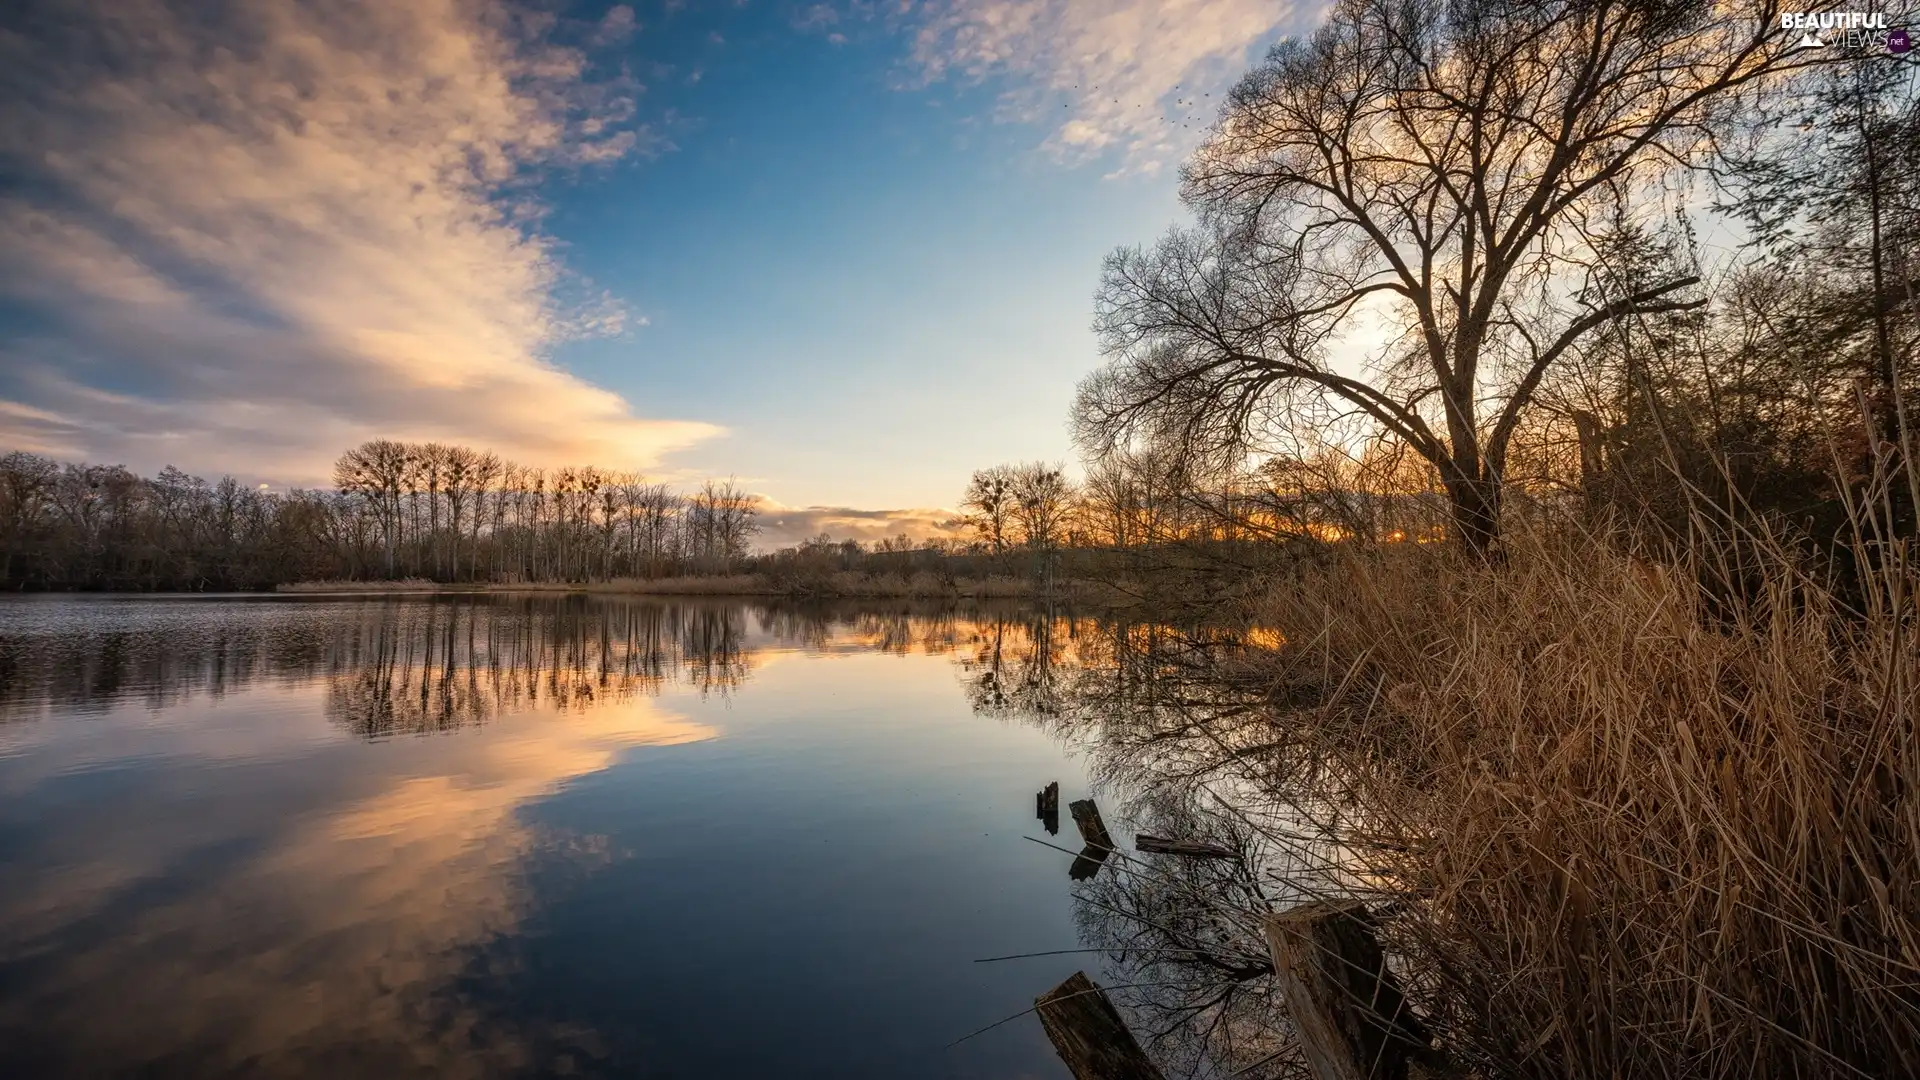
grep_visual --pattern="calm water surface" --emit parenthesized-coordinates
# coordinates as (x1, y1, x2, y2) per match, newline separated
(0, 595, 1124, 1079)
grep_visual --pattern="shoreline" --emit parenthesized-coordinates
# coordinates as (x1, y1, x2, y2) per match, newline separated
(274, 574, 1080, 600)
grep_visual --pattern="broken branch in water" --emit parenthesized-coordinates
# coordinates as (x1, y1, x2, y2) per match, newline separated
(1069, 797, 1115, 851)
(1135, 834, 1235, 859)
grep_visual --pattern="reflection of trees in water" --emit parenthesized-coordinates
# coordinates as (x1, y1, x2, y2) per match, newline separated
(0, 598, 767, 732)
(325, 599, 754, 736)
(1071, 846, 1288, 1074)
(958, 614, 1358, 1079)
(958, 607, 1088, 719)
(0, 597, 1093, 734)
(4, 597, 1338, 1073)
(757, 602, 977, 658)
(0, 604, 337, 719)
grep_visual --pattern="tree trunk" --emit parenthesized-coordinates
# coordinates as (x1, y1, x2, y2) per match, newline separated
(1442, 471, 1501, 557)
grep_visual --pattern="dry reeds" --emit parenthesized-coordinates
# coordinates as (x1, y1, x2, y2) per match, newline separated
(1248, 514, 1920, 1078)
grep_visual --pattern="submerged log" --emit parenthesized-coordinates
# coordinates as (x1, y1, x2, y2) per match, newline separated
(1037, 781, 1060, 835)
(1134, 834, 1234, 859)
(1068, 798, 1115, 852)
(1263, 901, 1438, 1080)
(1035, 971, 1168, 1080)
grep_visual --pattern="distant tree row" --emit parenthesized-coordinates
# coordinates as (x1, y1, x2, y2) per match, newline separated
(954, 452, 1445, 557)
(0, 441, 761, 590)
(327, 439, 760, 583)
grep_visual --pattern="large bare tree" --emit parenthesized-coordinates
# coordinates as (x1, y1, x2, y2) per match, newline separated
(1076, 0, 1813, 552)
(334, 439, 414, 576)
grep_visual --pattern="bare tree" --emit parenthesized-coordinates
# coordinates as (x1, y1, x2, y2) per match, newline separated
(1077, 0, 1810, 553)
(635, 483, 680, 577)
(961, 466, 1016, 553)
(0, 451, 57, 583)
(417, 442, 451, 578)
(686, 478, 761, 570)
(1009, 462, 1075, 552)
(334, 440, 413, 576)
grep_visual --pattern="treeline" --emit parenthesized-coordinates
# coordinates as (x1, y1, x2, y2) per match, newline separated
(0, 442, 762, 591)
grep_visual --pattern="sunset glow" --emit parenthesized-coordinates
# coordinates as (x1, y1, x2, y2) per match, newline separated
(0, 0, 1314, 518)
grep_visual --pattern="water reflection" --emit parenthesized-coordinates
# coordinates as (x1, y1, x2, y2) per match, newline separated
(0, 596, 1117, 1079)
(0, 596, 1331, 1078)
(0, 597, 1103, 729)
(0, 597, 768, 729)
(322, 602, 756, 737)
(954, 613, 1343, 1079)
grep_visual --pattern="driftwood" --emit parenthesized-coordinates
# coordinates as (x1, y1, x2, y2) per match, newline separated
(1037, 781, 1060, 835)
(1134, 834, 1234, 859)
(1263, 901, 1439, 1080)
(1035, 971, 1168, 1080)
(1069, 798, 1115, 851)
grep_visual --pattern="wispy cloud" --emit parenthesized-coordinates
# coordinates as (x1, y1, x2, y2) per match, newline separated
(904, 0, 1312, 170)
(593, 3, 639, 46)
(0, 0, 717, 484)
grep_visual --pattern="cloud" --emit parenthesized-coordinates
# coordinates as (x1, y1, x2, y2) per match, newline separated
(795, 3, 842, 31)
(904, 0, 1312, 170)
(755, 502, 970, 549)
(593, 3, 639, 45)
(0, 0, 717, 485)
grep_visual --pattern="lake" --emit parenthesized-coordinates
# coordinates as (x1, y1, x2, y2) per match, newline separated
(0, 594, 1149, 1079)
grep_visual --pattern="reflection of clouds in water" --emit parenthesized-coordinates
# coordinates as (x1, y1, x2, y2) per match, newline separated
(0, 687, 714, 1077)
(0, 595, 1119, 1076)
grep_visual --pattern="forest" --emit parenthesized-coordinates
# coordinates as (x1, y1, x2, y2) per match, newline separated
(0, 445, 765, 590)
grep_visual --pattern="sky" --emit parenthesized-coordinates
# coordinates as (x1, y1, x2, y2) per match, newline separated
(0, 0, 1318, 544)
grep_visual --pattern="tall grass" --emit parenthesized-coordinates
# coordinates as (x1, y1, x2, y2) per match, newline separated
(1246, 504, 1920, 1077)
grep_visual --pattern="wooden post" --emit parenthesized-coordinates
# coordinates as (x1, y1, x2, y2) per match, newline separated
(1263, 901, 1435, 1080)
(1035, 971, 1168, 1080)
(1069, 798, 1115, 851)
(1037, 781, 1060, 835)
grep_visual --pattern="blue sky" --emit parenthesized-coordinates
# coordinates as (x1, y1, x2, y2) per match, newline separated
(0, 0, 1313, 538)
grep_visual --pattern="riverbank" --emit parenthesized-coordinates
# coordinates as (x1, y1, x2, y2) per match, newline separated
(277, 571, 1085, 600)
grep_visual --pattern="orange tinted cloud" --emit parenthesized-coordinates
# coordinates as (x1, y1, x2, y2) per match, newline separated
(0, 0, 716, 482)
(755, 502, 971, 548)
